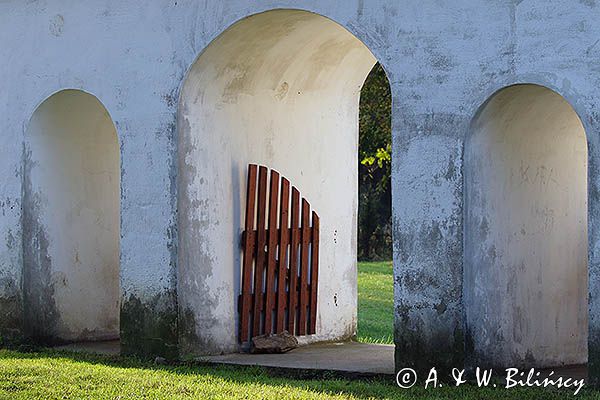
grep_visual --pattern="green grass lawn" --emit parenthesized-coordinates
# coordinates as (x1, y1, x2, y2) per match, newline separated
(357, 261, 394, 344)
(1, 261, 597, 398)
(1, 349, 596, 399)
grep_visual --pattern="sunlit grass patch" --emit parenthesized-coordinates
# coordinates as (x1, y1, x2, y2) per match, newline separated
(357, 261, 393, 344)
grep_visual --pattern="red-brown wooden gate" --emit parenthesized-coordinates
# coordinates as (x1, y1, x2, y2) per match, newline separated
(239, 164, 320, 343)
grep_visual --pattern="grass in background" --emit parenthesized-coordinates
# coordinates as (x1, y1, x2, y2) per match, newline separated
(357, 261, 393, 344)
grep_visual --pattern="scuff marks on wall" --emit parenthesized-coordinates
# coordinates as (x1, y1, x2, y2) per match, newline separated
(21, 144, 60, 343)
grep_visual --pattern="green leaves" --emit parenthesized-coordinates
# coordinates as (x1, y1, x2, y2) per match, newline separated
(361, 144, 391, 168)
(358, 63, 392, 261)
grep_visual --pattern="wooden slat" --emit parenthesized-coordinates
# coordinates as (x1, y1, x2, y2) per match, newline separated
(287, 187, 301, 334)
(298, 198, 311, 335)
(239, 164, 258, 342)
(309, 212, 320, 334)
(276, 177, 290, 333)
(263, 170, 280, 334)
(244, 228, 290, 241)
(252, 166, 268, 337)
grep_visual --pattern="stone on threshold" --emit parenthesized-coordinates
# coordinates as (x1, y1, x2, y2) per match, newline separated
(250, 331, 298, 354)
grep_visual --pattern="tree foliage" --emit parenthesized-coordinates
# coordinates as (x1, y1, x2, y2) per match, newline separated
(358, 63, 392, 261)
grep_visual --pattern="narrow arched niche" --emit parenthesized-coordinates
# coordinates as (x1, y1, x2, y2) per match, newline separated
(23, 89, 120, 343)
(177, 9, 383, 355)
(464, 84, 588, 368)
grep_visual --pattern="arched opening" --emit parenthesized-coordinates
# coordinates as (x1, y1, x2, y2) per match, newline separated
(357, 63, 393, 344)
(23, 89, 121, 345)
(464, 84, 588, 368)
(178, 9, 392, 368)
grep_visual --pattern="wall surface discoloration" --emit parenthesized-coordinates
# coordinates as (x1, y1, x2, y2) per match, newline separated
(120, 291, 178, 359)
(22, 145, 59, 342)
(0, 0, 597, 381)
(23, 90, 120, 343)
(464, 85, 588, 368)
(393, 131, 465, 371)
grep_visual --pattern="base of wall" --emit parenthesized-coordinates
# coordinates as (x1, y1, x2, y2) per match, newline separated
(590, 329, 600, 386)
(394, 327, 464, 374)
(120, 291, 178, 360)
(0, 294, 21, 343)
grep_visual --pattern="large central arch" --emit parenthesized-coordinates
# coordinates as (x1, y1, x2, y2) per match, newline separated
(177, 9, 382, 355)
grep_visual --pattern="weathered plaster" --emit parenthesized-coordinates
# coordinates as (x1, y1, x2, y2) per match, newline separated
(0, 0, 598, 382)
(21, 143, 59, 343)
(22, 90, 120, 343)
(464, 84, 588, 368)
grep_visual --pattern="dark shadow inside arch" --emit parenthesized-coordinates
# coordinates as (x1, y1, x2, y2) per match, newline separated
(356, 62, 394, 345)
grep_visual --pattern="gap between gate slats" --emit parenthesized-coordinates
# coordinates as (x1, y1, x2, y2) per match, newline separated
(239, 164, 320, 343)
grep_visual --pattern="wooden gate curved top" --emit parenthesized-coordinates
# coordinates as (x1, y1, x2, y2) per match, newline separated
(239, 164, 320, 343)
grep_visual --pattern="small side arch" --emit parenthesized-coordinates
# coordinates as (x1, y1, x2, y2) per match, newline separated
(464, 84, 588, 368)
(23, 89, 121, 343)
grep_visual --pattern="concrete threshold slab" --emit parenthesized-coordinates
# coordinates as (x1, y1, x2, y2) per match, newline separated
(54, 340, 120, 356)
(200, 341, 395, 376)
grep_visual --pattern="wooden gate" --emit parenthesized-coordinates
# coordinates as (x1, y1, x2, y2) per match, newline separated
(239, 164, 320, 343)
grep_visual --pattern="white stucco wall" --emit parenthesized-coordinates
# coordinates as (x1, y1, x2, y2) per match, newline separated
(23, 90, 120, 342)
(2, 0, 600, 378)
(464, 84, 588, 367)
(177, 10, 376, 354)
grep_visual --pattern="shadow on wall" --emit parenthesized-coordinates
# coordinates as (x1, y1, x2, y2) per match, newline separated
(23, 89, 120, 344)
(177, 9, 385, 356)
(464, 84, 588, 368)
